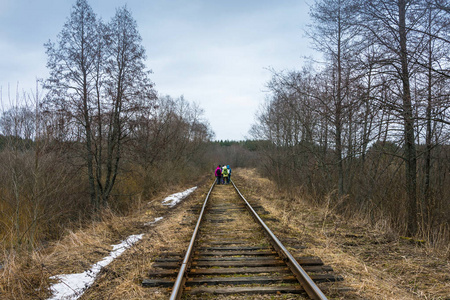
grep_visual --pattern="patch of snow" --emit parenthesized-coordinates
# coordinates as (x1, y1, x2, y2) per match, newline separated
(144, 216, 163, 226)
(161, 186, 197, 208)
(47, 234, 144, 300)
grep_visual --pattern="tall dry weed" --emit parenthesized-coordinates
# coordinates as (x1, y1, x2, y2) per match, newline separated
(0, 248, 52, 299)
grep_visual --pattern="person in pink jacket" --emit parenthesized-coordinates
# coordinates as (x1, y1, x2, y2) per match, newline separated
(215, 165, 222, 185)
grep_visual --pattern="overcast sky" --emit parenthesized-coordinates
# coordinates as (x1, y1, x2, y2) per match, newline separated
(0, 0, 317, 141)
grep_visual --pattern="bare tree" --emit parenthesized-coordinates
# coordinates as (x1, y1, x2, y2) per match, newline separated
(94, 6, 156, 206)
(358, 0, 433, 235)
(308, 0, 360, 196)
(44, 1, 155, 209)
(415, 1, 450, 231)
(44, 0, 101, 208)
(128, 95, 212, 195)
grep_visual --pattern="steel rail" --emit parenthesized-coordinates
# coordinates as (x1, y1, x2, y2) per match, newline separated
(231, 180, 328, 300)
(169, 180, 216, 300)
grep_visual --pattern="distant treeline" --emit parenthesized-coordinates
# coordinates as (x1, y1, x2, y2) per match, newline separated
(206, 140, 263, 169)
(212, 140, 268, 151)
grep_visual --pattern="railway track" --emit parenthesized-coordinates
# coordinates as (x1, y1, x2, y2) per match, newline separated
(143, 180, 343, 299)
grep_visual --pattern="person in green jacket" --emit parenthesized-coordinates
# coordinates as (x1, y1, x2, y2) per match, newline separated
(222, 165, 229, 184)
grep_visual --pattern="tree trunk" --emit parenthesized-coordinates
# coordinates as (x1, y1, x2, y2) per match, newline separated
(399, 0, 417, 236)
(83, 73, 97, 210)
(336, 5, 344, 196)
(423, 8, 433, 230)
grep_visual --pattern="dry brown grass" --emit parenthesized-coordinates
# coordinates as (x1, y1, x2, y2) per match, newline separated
(0, 249, 52, 299)
(235, 168, 450, 300)
(0, 176, 211, 300)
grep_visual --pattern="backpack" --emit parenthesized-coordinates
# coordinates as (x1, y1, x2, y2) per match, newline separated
(222, 168, 228, 176)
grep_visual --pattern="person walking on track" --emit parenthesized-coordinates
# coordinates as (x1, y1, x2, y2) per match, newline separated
(215, 165, 222, 185)
(227, 165, 231, 183)
(222, 165, 229, 184)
